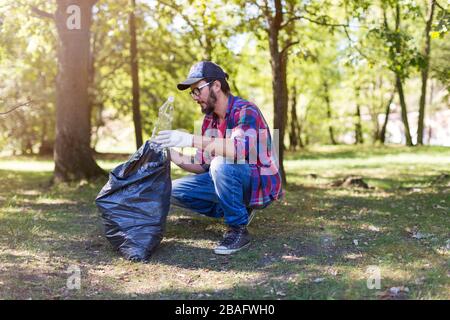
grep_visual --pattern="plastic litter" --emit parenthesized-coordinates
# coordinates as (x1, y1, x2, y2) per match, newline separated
(95, 97, 174, 262)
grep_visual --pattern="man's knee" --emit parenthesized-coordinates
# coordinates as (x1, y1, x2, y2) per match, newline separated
(170, 178, 187, 205)
(209, 156, 231, 178)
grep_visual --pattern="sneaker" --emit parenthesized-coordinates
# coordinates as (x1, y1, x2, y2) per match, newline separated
(247, 208, 256, 226)
(214, 226, 251, 255)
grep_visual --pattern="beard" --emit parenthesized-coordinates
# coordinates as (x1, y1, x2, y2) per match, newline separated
(201, 89, 217, 115)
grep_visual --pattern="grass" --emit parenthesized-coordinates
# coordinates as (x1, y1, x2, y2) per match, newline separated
(0, 145, 449, 300)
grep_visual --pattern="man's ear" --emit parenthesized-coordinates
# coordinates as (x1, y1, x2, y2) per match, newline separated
(213, 80, 221, 93)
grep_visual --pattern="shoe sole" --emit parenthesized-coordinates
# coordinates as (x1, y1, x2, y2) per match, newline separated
(214, 242, 251, 255)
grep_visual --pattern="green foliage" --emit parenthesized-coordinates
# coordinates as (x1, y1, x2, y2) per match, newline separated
(369, 27, 424, 79)
(0, 1, 56, 154)
(433, 7, 449, 37)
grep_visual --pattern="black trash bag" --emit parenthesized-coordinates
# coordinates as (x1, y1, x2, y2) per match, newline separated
(95, 141, 171, 262)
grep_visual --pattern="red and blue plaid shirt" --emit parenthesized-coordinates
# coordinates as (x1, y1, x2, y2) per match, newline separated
(195, 95, 283, 208)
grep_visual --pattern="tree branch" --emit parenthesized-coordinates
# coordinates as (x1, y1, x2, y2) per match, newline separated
(158, 0, 205, 48)
(343, 26, 378, 64)
(281, 14, 351, 29)
(301, 15, 349, 28)
(435, 1, 446, 11)
(0, 101, 33, 116)
(273, 0, 283, 28)
(281, 40, 300, 56)
(30, 6, 54, 20)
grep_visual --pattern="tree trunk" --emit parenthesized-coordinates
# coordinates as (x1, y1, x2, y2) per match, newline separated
(39, 117, 54, 155)
(269, 49, 288, 186)
(88, 22, 96, 150)
(324, 81, 337, 145)
(53, 0, 105, 182)
(267, 1, 287, 186)
(371, 78, 382, 143)
(380, 90, 395, 144)
(392, 3, 413, 147)
(303, 105, 311, 146)
(289, 83, 302, 150)
(129, 0, 143, 148)
(396, 75, 414, 146)
(354, 86, 363, 144)
(355, 104, 363, 144)
(417, 0, 436, 145)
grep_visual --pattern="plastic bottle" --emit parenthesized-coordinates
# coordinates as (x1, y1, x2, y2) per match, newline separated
(151, 96, 174, 139)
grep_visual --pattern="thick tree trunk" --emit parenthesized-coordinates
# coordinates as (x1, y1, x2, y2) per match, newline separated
(129, 0, 143, 148)
(324, 81, 337, 145)
(395, 75, 413, 146)
(267, 2, 287, 186)
(53, 0, 105, 182)
(88, 25, 96, 150)
(269, 49, 288, 186)
(417, 0, 436, 145)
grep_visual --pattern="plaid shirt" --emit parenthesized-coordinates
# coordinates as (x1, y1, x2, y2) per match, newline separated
(195, 95, 283, 208)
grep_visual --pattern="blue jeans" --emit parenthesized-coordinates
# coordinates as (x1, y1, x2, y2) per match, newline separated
(170, 156, 252, 226)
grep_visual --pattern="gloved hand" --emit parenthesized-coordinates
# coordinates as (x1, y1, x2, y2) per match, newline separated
(153, 130, 193, 148)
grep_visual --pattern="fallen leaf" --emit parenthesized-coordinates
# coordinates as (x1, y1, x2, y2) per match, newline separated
(412, 232, 433, 240)
(276, 290, 286, 296)
(389, 286, 409, 295)
(282, 255, 305, 262)
(344, 253, 363, 260)
(327, 268, 338, 276)
(414, 277, 426, 285)
(432, 204, 447, 210)
(376, 286, 410, 300)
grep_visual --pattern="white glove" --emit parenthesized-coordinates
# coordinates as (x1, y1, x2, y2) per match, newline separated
(153, 130, 193, 148)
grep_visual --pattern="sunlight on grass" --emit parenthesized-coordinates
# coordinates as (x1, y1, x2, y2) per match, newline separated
(35, 198, 78, 205)
(0, 160, 54, 172)
(285, 153, 450, 169)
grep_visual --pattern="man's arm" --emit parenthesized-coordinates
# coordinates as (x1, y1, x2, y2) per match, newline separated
(192, 135, 236, 160)
(169, 148, 206, 174)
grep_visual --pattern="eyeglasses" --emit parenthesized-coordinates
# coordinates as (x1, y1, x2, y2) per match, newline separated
(190, 81, 213, 98)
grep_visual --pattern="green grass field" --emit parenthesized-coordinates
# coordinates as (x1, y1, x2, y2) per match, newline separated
(0, 145, 449, 299)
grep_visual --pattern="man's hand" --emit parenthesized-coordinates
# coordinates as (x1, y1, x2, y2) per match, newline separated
(153, 130, 193, 148)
